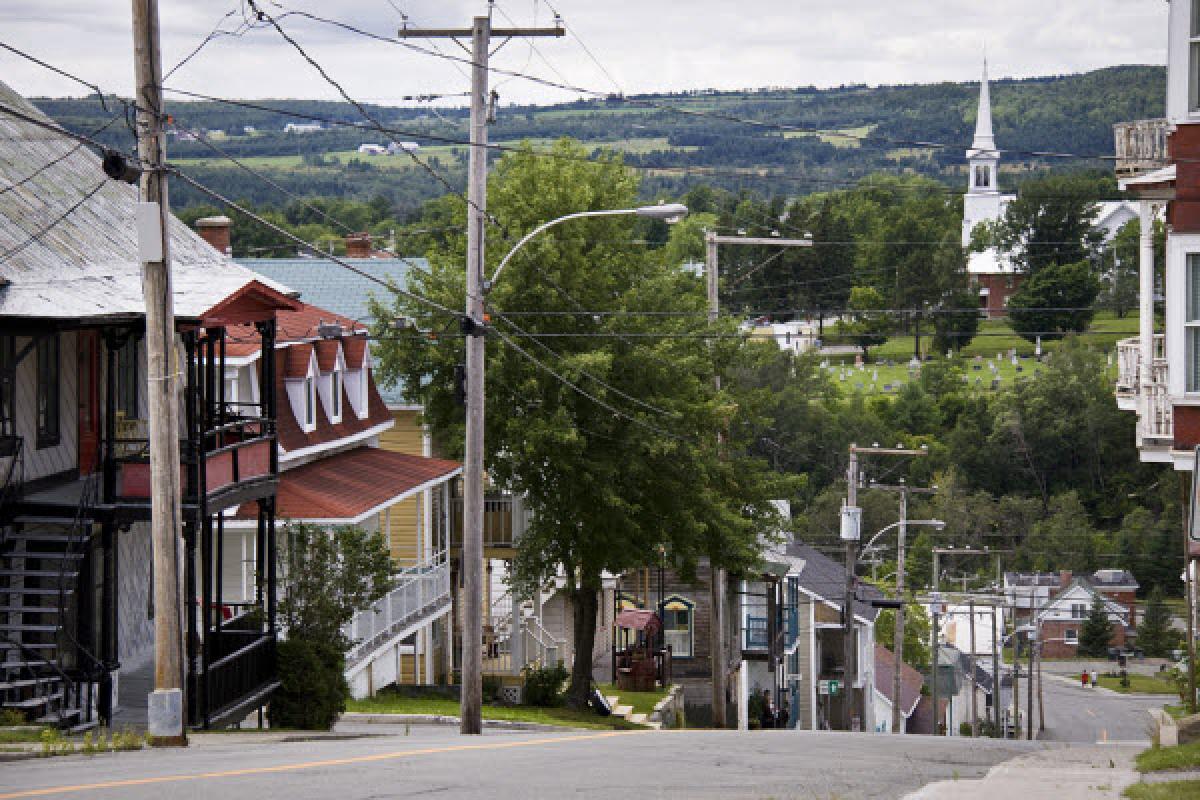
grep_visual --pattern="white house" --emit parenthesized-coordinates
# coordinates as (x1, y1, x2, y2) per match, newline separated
(284, 122, 323, 134)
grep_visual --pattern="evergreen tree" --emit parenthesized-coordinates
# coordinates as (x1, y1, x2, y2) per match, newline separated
(1078, 593, 1114, 657)
(1136, 586, 1177, 658)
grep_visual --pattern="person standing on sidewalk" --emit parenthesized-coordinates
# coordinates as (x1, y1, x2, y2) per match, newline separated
(1081, 670, 1089, 688)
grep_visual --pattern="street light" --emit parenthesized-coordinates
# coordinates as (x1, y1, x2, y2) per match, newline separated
(486, 203, 690, 290)
(860, 519, 945, 559)
(459, 203, 688, 730)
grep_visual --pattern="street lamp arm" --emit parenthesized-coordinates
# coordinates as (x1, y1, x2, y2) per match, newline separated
(487, 204, 687, 289)
(860, 518, 946, 557)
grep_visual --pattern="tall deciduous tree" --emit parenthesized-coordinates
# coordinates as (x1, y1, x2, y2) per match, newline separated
(1006, 261, 1100, 343)
(836, 286, 892, 359)
(993, 173, 1108, 274)
(371, 139, 788, 707)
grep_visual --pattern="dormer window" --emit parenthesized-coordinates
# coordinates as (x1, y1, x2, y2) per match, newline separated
(304, 376, 315, 427)
(331, 369, 341, 419)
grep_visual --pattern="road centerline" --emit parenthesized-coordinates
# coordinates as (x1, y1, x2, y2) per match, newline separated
(0, 730, 653, 800)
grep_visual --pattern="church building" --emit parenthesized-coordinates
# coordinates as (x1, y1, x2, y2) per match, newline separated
(962, 62, 1021, 318)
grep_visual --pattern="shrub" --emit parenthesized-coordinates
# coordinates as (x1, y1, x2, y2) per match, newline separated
(522, 662, 569, 707)
(959, 721, 975, 737)
(482, 675, 503, 703)
(270, 637, 349, 730)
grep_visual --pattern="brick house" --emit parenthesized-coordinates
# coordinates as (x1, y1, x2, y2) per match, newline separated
(1035, 579, 1132, 659)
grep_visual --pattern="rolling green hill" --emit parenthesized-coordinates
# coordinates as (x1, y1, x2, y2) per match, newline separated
(35, 65, 1164, 213)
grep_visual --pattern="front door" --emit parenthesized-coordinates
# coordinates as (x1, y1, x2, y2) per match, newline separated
(77, 331, 100, 475)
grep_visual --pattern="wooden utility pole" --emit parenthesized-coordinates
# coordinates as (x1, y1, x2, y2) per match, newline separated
(704, 231, 810, 728)
(844, 446, 859, 732)
(893, 486, 907, 734)
(133, 0, 186, 747)
(990, 608, 1000, 736)
(1026, 632, 1035, 740)
(968, 598, 978, 736)
(398, 11, 563, 736)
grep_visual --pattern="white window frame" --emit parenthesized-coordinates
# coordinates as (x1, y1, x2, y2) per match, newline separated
(662, 595, 695, 659)
(304, 376, 315, 427)
(331, 369, 342, 420)
(1192, 0, 1200, 112)
(1064, 628, 1078, 645)
(1189, 254, 1200, 392)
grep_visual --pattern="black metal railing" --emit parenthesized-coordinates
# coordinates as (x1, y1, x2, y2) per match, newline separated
(205, 633, 276, 723)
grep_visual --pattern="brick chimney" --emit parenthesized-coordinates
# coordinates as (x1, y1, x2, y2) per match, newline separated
(194, 215, 232, 256)
(345, 232, 372, 258)
(1059, 570, 1073, 589)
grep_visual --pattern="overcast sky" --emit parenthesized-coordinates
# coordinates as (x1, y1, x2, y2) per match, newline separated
(0, 1, 1171, 107)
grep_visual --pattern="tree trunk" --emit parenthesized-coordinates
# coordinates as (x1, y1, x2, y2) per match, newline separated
(566, 576, 601, 710)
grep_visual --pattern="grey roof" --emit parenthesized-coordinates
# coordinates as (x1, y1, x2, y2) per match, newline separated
(1003, 572, 1061, 587)
(1090, 569, 1139, 589)
(235, 258, 428, 326)
(0, 81, 284, 321)
(786, 542, 882, 622)
(237, 257, 429, 406)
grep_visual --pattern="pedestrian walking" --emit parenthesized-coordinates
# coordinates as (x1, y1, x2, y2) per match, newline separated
(1090, 669, 1099, 688)
(1081, 670, 1088, 688)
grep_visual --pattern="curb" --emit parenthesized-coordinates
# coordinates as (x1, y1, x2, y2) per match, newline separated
(340, 713, 569, 732)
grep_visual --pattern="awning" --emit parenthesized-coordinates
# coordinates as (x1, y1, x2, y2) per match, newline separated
(235, 447, 461, 525)
(615, 608, 661, 633)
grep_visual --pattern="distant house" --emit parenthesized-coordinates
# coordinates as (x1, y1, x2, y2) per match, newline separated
(872, 644, 923, 733)
(243, 125, 257, 135)
(284, 122, 323, 134)
(357, 144, 387, 156)
(387, 141, 421, 155)
(1036, 578, 1133, 658)
(1005, 569, 1139, 633)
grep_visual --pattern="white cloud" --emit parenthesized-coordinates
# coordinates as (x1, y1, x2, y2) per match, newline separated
(0, 0, 1170, 105)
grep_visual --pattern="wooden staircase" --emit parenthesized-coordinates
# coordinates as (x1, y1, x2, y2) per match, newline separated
(0, 513, 101, 733)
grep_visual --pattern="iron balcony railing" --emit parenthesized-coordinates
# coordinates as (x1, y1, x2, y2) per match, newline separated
(1113, 119, 1169, 178)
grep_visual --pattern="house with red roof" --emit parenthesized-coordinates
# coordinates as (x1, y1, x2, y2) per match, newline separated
(212, 298, 462, 698)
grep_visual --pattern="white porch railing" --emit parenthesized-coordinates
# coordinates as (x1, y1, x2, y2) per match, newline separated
(1114, 336, 1172, 444)
(1114, 119, 1169, 178)
(522, 617, 563, 667)
(344, 553, 451, 668)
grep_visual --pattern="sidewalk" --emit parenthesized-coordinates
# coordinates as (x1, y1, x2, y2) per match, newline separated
(903, 744, 1143, 800)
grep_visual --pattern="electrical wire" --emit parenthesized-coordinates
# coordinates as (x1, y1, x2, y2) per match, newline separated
(0, 113, 123, 197)
(169, 166, 462, 319)
(0, 179, 108, 264)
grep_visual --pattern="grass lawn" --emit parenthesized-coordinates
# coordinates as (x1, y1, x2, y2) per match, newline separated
(345, 693, 642, 731)
(823, 312, 1138, 396)
(1137, 741, 1200, 772)
(595, 682, 669, 715)
(1125, 781, 1200, 799)
(0, 727, 49, 743)
(1096, 674, 1178, 694)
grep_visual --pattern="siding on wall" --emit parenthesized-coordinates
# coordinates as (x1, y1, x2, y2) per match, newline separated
(0, 332, 79, 481)
(377, 409, 429, 566)
(116, 522, 154, 667)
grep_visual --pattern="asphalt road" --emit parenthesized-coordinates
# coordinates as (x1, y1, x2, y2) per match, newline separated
(1037, 673, 1169, 743)
(0, 724, 1052, 800)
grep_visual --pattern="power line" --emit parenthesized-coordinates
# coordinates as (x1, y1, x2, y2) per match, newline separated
(169, 166, 462, 319)
(0, 113, 123, 197)
(0, 179, 107, 264)
(490, 326, 692, 443)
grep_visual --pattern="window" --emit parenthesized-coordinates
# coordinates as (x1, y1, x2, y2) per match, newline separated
(36, 335, 60, 448)
(975, 165, 990, 189)
(1064, 629, 1079, 644)
(330, 370, 341, 419)
(1071, 603, 1086, 619)
(116, 338, 138, 418)
(304, 376, 315, 427)
(662, 595, 694, 658)
(1188, 255, 1200, 391)
(0, 336, 13, 438)
(1192, 1, 1200, 111)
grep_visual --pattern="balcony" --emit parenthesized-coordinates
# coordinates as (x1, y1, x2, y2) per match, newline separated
(1114, 336, 1172, 447)
(1114, 119, 1170, 178)
(450, 494, 524, 552)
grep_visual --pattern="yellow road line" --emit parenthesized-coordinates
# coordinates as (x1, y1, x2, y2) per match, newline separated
(0, 730, 651, 799)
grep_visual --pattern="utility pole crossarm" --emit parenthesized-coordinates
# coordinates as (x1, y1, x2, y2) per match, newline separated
(397, 27, 564, 38)
(710, 236, 813, 247)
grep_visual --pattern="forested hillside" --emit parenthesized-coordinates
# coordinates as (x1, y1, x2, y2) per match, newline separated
(39, 65, 1164, 213)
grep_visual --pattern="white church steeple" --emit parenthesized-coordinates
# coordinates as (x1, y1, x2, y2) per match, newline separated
(966, 59, 999, 196)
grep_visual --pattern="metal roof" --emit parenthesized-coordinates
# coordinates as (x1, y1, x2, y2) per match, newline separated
(785, 542, 882, 622)
(0, 80, 288, 322)
(237, 257, 430, 406)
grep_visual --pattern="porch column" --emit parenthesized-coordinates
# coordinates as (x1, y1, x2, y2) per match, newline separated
(1139, 200, 1156, 396)
(510, 570, 524, 674)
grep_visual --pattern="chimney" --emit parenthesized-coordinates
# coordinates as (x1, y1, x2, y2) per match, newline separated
(194, 215, 232, 257)
(345, 232, 372, 258)
(1059, 570, 1072, 589)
